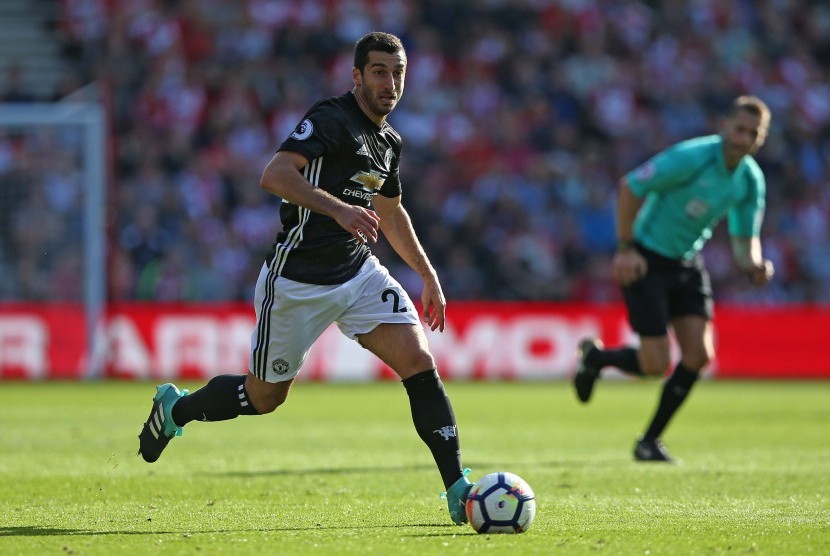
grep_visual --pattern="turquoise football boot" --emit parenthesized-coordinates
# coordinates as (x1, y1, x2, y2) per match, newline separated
(137, 383, 189, 463)
(442, 468, 473, 525)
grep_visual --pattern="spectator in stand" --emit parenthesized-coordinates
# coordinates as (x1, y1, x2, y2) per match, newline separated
(0, 64, 36, 102)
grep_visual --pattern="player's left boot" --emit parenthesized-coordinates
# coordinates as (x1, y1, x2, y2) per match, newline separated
(137, 383, 189, 463)
(633, 436, 675, 463)
(573, 338, 603, 403)
(442, 468, 473, 525)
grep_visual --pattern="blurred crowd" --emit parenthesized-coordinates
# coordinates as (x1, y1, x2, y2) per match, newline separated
(2, 0, 830, 304)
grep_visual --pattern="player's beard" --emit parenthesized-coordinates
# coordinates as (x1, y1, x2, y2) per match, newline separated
(372, 91, 398, 116)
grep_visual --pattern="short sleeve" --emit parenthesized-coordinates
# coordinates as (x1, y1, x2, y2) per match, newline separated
(626, 141, 710, 197)
(728, 170, 766, 238)
(278, 102, 347, 161)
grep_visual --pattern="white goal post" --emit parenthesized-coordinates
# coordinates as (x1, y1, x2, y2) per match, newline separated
(0, 100, 106, 378)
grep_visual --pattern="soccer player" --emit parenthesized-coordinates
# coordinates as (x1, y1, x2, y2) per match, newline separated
(137, 32, 473, 524)
(573, 95, 775, 462)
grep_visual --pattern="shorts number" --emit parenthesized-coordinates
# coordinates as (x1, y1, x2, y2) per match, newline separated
(381, 288, 408, 313)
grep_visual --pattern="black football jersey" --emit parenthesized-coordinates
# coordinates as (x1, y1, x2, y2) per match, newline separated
(266, 92, 403, 284)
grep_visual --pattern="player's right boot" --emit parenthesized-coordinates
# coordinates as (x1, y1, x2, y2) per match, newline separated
(573, 338, 603, 403)
(633, 436, 675, 463)
(442, 468, 473, 525)
(137, 383, 189, 463)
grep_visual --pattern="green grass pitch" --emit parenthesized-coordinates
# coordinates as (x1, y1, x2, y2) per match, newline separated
(1, 379, 828, 555)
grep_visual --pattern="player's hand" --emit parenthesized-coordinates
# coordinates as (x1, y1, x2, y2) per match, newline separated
(747, 259, 774, 286)
(421, 276, 446, 332)
(612, 249, 648, 286)
(334, 205, 380, 243)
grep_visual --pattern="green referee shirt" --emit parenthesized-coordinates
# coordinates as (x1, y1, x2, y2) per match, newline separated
(626, 135, 766, 260)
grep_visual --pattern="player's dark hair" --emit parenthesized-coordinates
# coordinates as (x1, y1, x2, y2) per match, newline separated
(354, 32, 405, 72)
(730, 95, 771, 127)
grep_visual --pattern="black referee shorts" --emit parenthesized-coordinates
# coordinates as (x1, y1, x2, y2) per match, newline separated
(622, 244, 714, 337)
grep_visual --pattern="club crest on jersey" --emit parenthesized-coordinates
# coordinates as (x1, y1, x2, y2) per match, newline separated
(290, 119, 313, 140)
(384, 147, 394, 167)
(349, 170, 385, 193)
(685, 198, 710, 218)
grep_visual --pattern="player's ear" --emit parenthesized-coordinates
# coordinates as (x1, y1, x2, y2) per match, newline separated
(757, 119, 770, 145)
(754, 127, 768, 150)
(352, 67, 362, 87)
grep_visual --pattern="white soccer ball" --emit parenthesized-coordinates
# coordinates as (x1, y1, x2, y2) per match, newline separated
(465, 471, 536, 534)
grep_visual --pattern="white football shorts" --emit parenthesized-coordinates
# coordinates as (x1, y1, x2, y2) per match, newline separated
(248, 255, 420, 382)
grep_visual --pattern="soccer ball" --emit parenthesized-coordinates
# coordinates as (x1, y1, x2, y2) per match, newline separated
(465, 471, 536, 534)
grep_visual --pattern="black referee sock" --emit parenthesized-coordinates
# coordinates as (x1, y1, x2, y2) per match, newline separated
(171, 374, 260, 426)
(586, 346, 643, 377)
(402, 369, 463, 490)
(642, 363, 699, 440)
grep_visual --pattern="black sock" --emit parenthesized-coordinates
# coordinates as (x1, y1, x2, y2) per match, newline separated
(172, 374, 260, 426)
(586, 346, 643, 376)
(402, 369, 463, 489)
(642, 363, 699, 440)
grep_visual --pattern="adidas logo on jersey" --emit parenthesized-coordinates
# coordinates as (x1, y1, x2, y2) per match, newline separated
(356, 143, 369, 156)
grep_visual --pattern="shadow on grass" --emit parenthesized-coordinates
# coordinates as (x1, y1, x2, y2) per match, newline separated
(0, 523, 474, 538)
(209, 458, 617, 478)
(211, 463, 435, 478)
(1, 526, 103, 537)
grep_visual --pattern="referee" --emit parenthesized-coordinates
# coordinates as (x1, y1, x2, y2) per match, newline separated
(573, 95, 775, 462)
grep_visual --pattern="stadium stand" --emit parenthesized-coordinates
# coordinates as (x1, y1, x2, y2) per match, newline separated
(3, 0, 830, 303)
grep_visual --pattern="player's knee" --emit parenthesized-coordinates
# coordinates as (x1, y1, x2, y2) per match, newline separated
(641, 363, 670, 377)
(414, 350, 436, 372)
(396, 350, 436, 379)
(639, 354, 672, 377)
(682, 352, 712, 371)
(244, 375, 290, 414)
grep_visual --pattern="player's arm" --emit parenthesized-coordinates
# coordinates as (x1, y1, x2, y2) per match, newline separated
(728, 171, 773, 286)
(730, 236, 774, 286)
(373, 194, 446, 332)
(259, 151, 379, 243)
(612, 177, 648, 286)
(615, 177, 642, 248)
